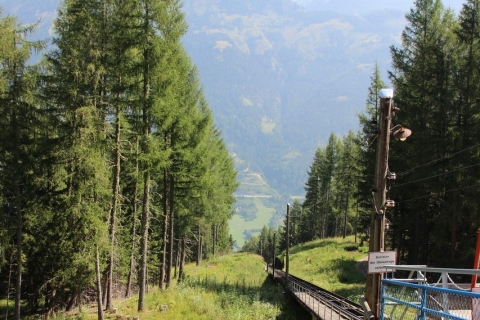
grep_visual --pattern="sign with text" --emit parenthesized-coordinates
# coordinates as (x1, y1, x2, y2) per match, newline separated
(368, 251, 397, 274)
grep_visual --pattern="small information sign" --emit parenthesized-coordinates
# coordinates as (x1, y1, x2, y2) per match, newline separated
(368, 251, 397, 274)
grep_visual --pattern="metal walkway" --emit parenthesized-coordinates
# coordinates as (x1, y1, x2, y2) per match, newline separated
(271, 269, 364, 320)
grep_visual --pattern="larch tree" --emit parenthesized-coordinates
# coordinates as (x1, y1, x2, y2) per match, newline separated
(43, 0, 112, 311)
(0, 13, 44, 320)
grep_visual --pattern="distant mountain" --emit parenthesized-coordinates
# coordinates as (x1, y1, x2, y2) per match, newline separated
(1, 0, 410, 243)
(181, 0, 405, 198)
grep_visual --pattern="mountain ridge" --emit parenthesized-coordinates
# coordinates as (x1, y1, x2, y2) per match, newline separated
(0, 0, 423, 245)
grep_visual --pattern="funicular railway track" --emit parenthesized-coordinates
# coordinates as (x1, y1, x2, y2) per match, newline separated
(272, 269, 364, 320)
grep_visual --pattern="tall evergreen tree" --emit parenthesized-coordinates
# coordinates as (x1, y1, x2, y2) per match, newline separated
(357, 63, 385, 239)
(302, 148, 324, 241)
(41, 0, 112, 311)
(335, 131, 361, 238)
(0, 13, 44, 319)
(389, 0, 458, 265)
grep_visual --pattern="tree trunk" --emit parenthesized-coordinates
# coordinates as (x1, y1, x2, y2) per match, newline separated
(160, 167, 168, 290)
(166, 174, 174, 288)
(137, 171, 150, 311)
(14, 177, 22, 320)
(179, 235, 187, 281)
(212, 224, 216, 257)
(107, 104, 121, 310)
(197, 226, 201, 266)
(126, 137, 139, 298)
(95, 246, 105, 320)
(174, 239, 180, 279)
(138, 8, 151, 310)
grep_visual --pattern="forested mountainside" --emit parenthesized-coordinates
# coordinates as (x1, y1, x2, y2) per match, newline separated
(181, 0, 405, 196)
(0, 0, 407, 215)
(245, 0, 480, 271)
(0, 0, 409, 251)
(0, 1, 237, 317)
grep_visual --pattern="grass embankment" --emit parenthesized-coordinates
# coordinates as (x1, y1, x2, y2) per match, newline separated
(285, 236, 368, 301)
(3, 237, 366, 319)
(113, 253, 307, 319)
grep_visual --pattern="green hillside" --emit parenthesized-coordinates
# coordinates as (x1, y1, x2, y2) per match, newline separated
(19, 238, 367, 319)
(284, 236, 368, 300)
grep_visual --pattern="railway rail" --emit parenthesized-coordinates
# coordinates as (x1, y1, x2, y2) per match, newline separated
(271, 269, 364, 320)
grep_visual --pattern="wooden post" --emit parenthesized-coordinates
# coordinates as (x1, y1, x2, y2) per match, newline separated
(272, 232, 276, 277)
(471, 229, 480, 288)
(286, 204, 290, 287)
(365, 91, 393, 318)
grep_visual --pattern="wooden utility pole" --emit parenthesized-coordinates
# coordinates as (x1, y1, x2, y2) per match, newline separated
(286, 204, 290, 287)
(365, 90, 393, 318)
(272, 232, 276, 276)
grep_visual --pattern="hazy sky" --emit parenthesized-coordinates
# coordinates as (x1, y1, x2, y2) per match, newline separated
(291, 0, 467, 15)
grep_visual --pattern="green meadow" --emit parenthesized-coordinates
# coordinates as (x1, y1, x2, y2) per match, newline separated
(229, 197, 275, 249)
(3, 237, 368, 319)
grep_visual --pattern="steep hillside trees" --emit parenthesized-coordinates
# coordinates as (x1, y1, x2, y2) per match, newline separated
(0, 0, 237, 316)
(388, 0, 459, 265)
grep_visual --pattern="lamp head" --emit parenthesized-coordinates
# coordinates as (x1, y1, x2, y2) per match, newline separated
(393, 127, 412, 141)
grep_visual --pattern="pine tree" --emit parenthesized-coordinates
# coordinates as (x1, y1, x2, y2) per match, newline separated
(335, 131, 361, 238)
(389, 0, 458, 264)
(41, 0, 112, 311)
(302, 148, 324, 241)
(357, 64, 385, 241)
(0, 13, 45, 319)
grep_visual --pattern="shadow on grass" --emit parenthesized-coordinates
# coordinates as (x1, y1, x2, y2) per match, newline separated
(313, 257, 367, 301)
(181, 274, 311, 319)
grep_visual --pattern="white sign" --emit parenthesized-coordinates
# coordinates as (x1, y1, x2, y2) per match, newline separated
(368, 251, 397, 274)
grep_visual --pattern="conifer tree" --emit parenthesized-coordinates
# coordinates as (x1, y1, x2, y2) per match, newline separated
(42, 0, 112, 311)
(357, 63, 385, 239)
(389, 0, 458, 264)
(0, 12, 44, 319)
(335, 131, 361, 238)
(302, 148, 324, 241)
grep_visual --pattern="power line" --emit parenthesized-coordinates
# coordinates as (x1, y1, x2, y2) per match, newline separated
(391, 162, 480, 188)
(396, 183, 480, 204)
(397, 143, 480, 175)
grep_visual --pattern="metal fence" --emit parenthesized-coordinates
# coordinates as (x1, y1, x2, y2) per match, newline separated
(381, 279, 480, 320)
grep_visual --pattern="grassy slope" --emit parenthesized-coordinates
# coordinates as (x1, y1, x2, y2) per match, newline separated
(7, 237, 366, 319)
(285, 235, 368, 301)
(53, 253, 310, 320)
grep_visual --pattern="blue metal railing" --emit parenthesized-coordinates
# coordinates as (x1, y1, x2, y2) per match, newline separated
(381, 279, 480, 320)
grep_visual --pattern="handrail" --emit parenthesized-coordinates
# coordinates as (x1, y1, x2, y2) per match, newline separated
(383, 265, 480, 276)
(381, 278, 480, 320)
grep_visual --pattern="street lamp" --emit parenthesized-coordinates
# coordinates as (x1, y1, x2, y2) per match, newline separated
(365, 89, 411, 319)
